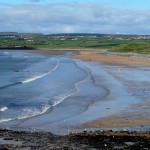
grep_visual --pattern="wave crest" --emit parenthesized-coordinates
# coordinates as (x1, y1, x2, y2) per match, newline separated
(0, 107, 8, 112)
(18, 105, 51, 120)
(22, 59, 59, 84)
(0, 118, 12, 123)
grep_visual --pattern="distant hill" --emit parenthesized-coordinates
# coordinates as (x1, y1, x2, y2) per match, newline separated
(0, 32, 45, 38)
(0, 32, 150, 39)
(0, 32, 150, 54)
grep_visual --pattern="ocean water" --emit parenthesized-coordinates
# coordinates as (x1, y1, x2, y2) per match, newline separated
(0, 51, 88, 122)
(0, 50, 149, 133)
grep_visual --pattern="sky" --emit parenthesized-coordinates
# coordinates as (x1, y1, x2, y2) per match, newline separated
(0, 0, 150, 34)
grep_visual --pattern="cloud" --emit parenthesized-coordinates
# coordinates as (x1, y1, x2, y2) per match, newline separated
(0, 3, 150, 34)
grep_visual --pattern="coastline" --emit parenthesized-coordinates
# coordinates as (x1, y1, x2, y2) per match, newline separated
(2, 48, 150, 66)
(2, 49, 149, 130)
(0, 49, 149, 149)
(70, 50, 150, 131)
(36, 50, 150, 129)
(71, 50, 150, 67)
(22, 49, 150, 131)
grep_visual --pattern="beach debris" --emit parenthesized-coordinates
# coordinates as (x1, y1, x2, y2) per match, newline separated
(83, 128, 87, 133)
(117, 67, 123, 72)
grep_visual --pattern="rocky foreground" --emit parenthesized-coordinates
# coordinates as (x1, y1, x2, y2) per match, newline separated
(0, 129, 149, 150)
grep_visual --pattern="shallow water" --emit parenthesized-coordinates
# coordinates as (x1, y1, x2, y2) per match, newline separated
(0, 50, 149, 134)
(0, 51, 88, 122)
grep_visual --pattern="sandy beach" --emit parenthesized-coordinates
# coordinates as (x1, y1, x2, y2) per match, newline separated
(19, 49, 150, 130)
(70, 50, 150, 129)
(22, 49, 150, 66)
(19, 49, 150, 131)
(0, 49, 150, 149)
(72, 50, 150, 66)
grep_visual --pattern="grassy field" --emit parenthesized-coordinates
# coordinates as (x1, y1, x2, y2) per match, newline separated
(0, 33, 150, 54)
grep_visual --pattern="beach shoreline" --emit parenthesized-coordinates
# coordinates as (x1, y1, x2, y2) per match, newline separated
(18, 48, 150, 66)
(0, 49, 149, 149)
(70, 50, 150, 131)
(71, 50, 150, 66)
(1, 49, 149, 131)
(2, 48, 150, 66)
(21, 49, 150, 131)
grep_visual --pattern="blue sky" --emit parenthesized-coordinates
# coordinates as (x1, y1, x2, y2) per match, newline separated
(1, 0, 150, 9)
(0, 0, 150, 34)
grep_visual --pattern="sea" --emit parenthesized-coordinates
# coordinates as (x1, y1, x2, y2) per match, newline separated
(0, 50, 149, 134)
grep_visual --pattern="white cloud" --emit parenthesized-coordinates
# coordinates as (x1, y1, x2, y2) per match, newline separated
(0, 3, 150, 34)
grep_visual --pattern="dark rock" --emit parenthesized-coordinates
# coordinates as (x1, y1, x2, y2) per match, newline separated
(0, 129, 149, 149)
(3, 138, 13, 141)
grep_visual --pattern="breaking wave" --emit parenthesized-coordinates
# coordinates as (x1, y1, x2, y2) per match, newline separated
(22, 59, 59, 84)
(0, 59, 90, 123)
(0, 118, 12, 123)
(0, 104, 51, 123)
(18, 104, 51, 120)
(0, 107, 8, 112)
(52, 62, 89, 107)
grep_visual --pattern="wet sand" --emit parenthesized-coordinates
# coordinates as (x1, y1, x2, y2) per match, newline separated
(71, 50, 150, 130)
(0, 49, 150, 149)
(17, 49, 150, 130)
(25, 49, 150, 132)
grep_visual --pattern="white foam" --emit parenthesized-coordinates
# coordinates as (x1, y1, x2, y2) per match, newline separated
(0, 118, 12, 123)
(4, 52, 9, 55)
(22, 59, 59, 84)
(51, 80, 84, 107)
(18, 105, 51, 120)
(19, 79, 85, 119)
(52, 68, 89, 107)
(0, 105, 51, 123)
(22, 73, 49, 84)
(0, 107, 8, 112)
